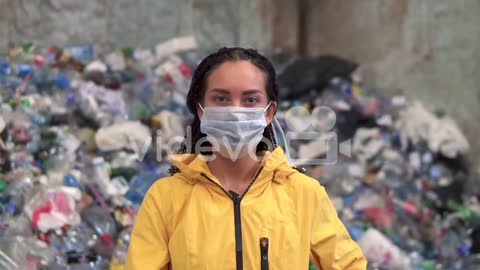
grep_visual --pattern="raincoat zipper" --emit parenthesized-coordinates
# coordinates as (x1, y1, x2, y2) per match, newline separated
(260, 237, 269, 270)
(201, 166, 264, 270)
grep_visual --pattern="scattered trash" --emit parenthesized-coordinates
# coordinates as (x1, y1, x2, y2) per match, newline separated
(277, 75, 477, 269)
(0, 39, 477, 270)
(0, 39, 198, 269)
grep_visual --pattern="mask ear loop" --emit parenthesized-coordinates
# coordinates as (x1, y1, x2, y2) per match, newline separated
(264, 101, 272, 112)
(198, 103, 204, 112)
(273, 115, 293, 164)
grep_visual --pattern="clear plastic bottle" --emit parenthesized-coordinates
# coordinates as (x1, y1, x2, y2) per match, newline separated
(60, 223, 97, 254)
(82, 206, 118, 258)
(4, 169, 35, 214)
(87, 157, 112, 197)
(31, 55, 51, 93)
(110, 226, 132, 269)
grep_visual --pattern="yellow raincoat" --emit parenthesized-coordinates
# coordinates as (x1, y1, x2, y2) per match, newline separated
(126, 147, 366, 270)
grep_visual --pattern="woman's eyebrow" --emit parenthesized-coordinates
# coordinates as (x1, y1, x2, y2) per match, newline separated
(242, 89, 263, 95)
(209, 88, 231, 94)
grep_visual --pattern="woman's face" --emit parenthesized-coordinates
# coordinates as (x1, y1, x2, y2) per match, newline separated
(198, 60, 277, 124)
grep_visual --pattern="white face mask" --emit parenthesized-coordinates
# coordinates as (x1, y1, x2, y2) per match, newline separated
(199, 102, 271, 160)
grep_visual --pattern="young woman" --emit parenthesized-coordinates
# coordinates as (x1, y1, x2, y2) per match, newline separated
(126, 48, 367, 270)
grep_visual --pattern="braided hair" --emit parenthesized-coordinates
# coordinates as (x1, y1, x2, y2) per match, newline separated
(169, 47, 279, 175)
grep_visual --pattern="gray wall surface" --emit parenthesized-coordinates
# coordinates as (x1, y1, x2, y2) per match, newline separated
(303, 0, 480, 167)
(0, 0, 270, 53)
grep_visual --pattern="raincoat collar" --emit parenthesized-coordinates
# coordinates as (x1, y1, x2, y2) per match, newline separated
(169, 147, 298, 186)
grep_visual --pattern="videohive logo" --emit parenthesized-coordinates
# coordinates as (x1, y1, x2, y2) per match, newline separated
(128, 105, 352, 165)
(283, 105, 351, 165)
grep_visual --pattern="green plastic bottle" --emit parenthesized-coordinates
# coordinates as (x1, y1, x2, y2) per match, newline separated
(0, 175, 8, 192)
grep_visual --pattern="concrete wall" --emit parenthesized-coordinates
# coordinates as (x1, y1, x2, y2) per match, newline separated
(0, 0, 270, 53)
(303, 0, 480, 166)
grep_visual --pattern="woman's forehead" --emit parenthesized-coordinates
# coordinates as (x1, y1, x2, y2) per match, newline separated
(205, 61, 266, 94)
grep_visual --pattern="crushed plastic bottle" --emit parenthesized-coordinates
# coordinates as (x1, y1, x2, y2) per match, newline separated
(82, 205, 118, 258)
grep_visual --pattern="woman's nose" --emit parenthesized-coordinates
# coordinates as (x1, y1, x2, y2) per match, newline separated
(231, 99, 242, 107)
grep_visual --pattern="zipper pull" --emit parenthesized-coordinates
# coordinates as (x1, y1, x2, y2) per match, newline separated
(260, 237, 269, 270)
(229, 190, 241, 203)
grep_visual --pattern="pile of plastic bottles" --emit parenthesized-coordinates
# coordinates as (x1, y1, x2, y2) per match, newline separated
(277, 76, 479, 270)
(0, 39, 201, 269)
(1, 40, 479, 270)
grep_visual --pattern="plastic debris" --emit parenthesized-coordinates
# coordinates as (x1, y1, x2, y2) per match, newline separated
(0, 41, 197, 269)
(358, 228, 411, 269)
(0, 40, 477, 270)
(396, 101, 469, 158)
(276, 75, 476, 269)
(95, 121, 151, 152)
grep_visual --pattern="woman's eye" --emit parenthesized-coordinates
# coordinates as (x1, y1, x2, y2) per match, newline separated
(245, 97, 259, 104)
(214, 96, 227, 103)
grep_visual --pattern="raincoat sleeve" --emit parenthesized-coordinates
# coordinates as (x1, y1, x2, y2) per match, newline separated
(126, 190, 171, 270)
(310, 185, 367, 270)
